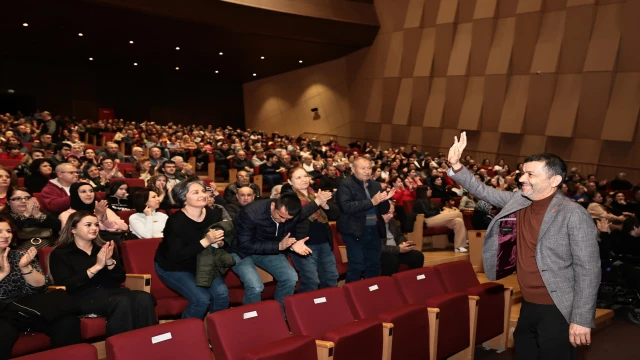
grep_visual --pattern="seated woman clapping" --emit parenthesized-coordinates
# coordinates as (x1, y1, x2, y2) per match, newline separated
(59, 183, 128, 233)
(129, 190, 168, 239)
(5, 186, 62, 249)
(0, 215, 81, 358)
(48, 211, 157, 336)
(154, 177, 235, 319)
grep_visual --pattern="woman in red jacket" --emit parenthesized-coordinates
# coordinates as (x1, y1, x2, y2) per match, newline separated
(390, 176, 415, 207)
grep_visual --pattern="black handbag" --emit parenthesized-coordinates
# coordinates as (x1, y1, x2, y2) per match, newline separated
(17, 228, 54, 250)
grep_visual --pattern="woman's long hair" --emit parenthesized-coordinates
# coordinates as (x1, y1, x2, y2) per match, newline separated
(0, 215, 20, 248)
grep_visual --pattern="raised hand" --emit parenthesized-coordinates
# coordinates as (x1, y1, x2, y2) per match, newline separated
(95, 245, 108, 269)
(447, 131, 467, 169)
(314, 191, 332, 207)
(105, 241, 115, 261)
(0, 249, 11, 279)
(18, 247, 37, 270)
(371, 189, 395, 206)
(278, 233, 297, 250)
(94, 200, 109, 220)
(291, 237, 312, 255)
(596, 219, 610, 234)
(143, 206, 153, 217)
(24, 198, 35, 217)
(31, 198, 42, 217)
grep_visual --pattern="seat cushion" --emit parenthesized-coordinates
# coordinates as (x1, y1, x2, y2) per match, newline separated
(241, 335, 317, 360)
(11, 332, 51, 358)
(467, 282, 505, 343)
(13, 343, 98, 360)
(425, 292, 470, 359)
(376, 305, 429, 360)
(156, 297, 189, 319)
(80, 317, 107, 340)
(323, 318, 383, 360)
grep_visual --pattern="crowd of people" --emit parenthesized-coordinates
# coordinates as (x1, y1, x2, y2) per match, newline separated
(0, 110, 639, 358)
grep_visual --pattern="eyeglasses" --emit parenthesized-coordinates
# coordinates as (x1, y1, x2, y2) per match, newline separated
(10, 196, 32, 202)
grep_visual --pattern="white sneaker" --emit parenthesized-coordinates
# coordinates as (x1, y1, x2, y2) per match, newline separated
(455, 247, 468, 253)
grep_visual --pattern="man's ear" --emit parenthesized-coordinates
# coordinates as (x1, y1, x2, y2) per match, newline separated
(270, 202, 275, 211)
(550, 175, 563, 188)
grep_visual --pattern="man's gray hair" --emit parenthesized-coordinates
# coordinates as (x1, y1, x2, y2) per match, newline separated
(171, 177, 205, 208)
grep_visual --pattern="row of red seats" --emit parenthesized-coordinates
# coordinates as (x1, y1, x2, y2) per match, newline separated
(15, 260, 511, 360)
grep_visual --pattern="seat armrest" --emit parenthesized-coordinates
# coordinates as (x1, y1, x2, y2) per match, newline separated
(338, 246, 348, 263)
(427, 308, 440, 360)
(125, 274, 151, 292)
(48, 285, 66, 292)
(382, 322, 394, 360)
(315, 340, 335, 360)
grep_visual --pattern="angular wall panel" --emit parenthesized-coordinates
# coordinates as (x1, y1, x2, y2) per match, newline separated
(411, 77, 431, 126)
(498, 0, 518, 17)
(601, 72, 640, 141)
(583, 4, 622, 72)
(557, 4, 596, 73)
(458, 76, 485, 130)
(392, 78, 414, 125)
(447, 22, 474, 75)
(530, 10, 566, 73)
(400, 27, 424, 77)
(423, 77, 447, 127)
(469, 17, 495, 75)
(458, 0, 478, 23)
(485, 16, 516, 74)
(473, 0, 497, 19)
(544, 0, 569, 12)
(482, 74, 509, 131)
(444, 76, 468, 128)
(545, 74, 582, 137)
(380, 78, 402, 124)
(498, 75, 530, 134)
(574, 72, 613, 139)
(617, 0, 640, 72)
(365, 78, 384, 123)
(433, 23, 456, 76)
(512, 12, 543, 74)
(422, 0, 442, 27)
(413, 27, 436, 76)
(436, 0, 459, 24)
(384, 31, 405, 77)
(517, 0, 543, 13)
(523, 73, 557, 136)
(404, 0, 426, 28)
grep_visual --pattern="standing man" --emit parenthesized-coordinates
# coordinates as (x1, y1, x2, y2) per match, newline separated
(337, 158, 395, 283)
(447, 132, 600, 359)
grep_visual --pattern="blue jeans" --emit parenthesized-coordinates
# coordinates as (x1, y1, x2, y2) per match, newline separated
(290, 242, 339, 293)
(154, 263, 230, 319)
(342, 226, 382, 283)
(230, 253, 298, 310)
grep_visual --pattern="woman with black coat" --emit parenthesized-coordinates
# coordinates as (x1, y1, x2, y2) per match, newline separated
(24, 158, 55, 195)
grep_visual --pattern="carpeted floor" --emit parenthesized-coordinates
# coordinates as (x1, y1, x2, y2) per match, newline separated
(474, 310, 640, 360)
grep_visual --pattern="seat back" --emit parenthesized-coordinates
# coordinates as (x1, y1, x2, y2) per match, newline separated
(120, 238, 179, 300)
(392, 267, 447, 304)
(0, 159, 22, 168)
(329, 223, 348, 275)
(434, 260, 480, 292)
(106, 319, 211, 360)
(37, 247, 55, 276)
(116, 210, 138, 226)
(206, 300, 292, 360)
(284, 287, 356, 339)
(13, 343, 97, 360)
(114, 177, 146, 188)
(342, 277, 405, 319)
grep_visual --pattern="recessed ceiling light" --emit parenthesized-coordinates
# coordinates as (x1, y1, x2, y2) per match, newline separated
(299, 60, 303, 63)
(133, 62, 138, 66)
(89, 57, 93, 61)
(260, 56, 265, 60)
(215, 70, 219, 74)
(175, 47, 180, 50)
(253, 73, 257, 76)
(22, 23, 28, 27)
(219, 52, 223, 55)
(78, 33, 83, 37)
(129, 40, 134, 44)
(175, 67, 180, 70)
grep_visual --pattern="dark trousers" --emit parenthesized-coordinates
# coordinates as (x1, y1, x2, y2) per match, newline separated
(0, 315, 81, 360)
(77, 288, 157, 337)
(514, 300, 577, 360)
(342, 226, 381, 283)
(380, 250, 425, 276)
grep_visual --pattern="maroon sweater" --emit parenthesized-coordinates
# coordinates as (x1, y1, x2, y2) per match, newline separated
(516, 192, 555, 304)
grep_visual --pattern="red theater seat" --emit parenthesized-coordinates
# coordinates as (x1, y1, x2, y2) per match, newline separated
(207, 300, 319, 360)
(343, 277, 430, 360)
(329, 223, 348, 279)
(116, 210, 138, 226)
(434, 261, 511, 350)
(11, 332, 51, 358)
(120, 238, 188, 319)
(106, 319, 211, 360)
(284, 287, 386, 360)
(393, 267, 474, 359)
(12, 343, 97, 360)
(113, 177, 145, 188)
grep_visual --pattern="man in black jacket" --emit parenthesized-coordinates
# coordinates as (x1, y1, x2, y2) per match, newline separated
(380, 203, 424, 276)
(229, 192, 329, 310)
(337, 158, 395, 283)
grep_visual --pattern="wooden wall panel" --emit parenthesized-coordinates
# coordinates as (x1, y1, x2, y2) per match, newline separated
(423, 77, 447, 127)
(498, 75, 530, 133)
(601, 72, 640, 141)
(400, 27, 424, 77)
(517, 0, 544, 13)
(617, 0, 640, 72)
(583, 3, 622, 71)
(458, 76, 485, 130)
(558, 4, 596, 73)
(485, 16, 516, 74)
(410, 77, 431, 126)
(497, 0, 518, 17)
(392, 78, 414, 125)
(523, 73, 557, 136)
(364, 78, 384, 123)
(404, 0, 426, 28)
(443, 76, 468, 128)
(575, 72, 613, 139)
(381, 78, 402, 124)
(545, 74, 582, 137)
(469, 17, 495, 75)
(436, 0, 460, 24)
(413, 28, 436, 76)
(384, 31, 404, 77)
(530, 10, 566, 73)
(521, 135, 548, 155)
(458, 0, 478, 23)
(473, 0, 497, 19)
(447, 22, 474, 75)
(482, 74, 508, 131)
(422, 0, 442, 27)
(545, 0, 569, 12)
(512, 12, 543, 74)
(433, 23, 456, 76)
